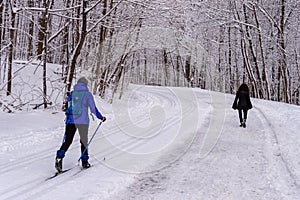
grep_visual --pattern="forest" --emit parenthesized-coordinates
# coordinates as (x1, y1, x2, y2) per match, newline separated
(0, 0, 299, 111)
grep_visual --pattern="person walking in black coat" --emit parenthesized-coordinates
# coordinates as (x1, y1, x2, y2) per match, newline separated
(232, 83, 253, 128)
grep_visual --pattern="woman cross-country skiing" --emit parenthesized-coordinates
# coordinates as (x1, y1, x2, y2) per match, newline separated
(55, 77, 106, 172)
(232, 83, 253, 128)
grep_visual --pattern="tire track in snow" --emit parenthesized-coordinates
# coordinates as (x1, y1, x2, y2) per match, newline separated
(253, 107, 300, 198)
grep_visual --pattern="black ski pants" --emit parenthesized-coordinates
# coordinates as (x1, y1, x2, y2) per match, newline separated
(60, 124, 89, 157)
(238, 109, 248, 123)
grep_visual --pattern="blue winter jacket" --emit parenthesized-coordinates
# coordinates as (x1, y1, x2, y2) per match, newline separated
(65, 82, 103, 125)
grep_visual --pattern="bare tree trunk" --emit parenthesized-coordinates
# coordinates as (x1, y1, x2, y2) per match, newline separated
(61, 0, 71, 72)
(162, 49, 168, 86)
(42, 0, 50, 108)
(119, 62, 126, 99)
(27, 0, 34, 59)
(241, 36, 259, 98)
(7, 1, 16, 96)
(37, 1, 46, 60)
(64, 0, 88, 110)
(0, 2, 5, 82)
(111, 56, 127, 102)
(98, 68, 107, 98)
(93, 0, 108, 94)
(277, 64, 282, 101)
(185, 55, 191, 86)
(99, 34, 114, 97)
(233, 27, 240, 90)
(0, 0, 9, 84)
(144, 48, 147, 85)
(228, 26, 234, 93)
(74, 0, 80, 51)
(0, 0, 4, 57)
(278, 0, 289, 103)
(294, 49, 300, 105)
(253, 5, 270, 100)
(176, 55, 180, 87)
(99, 0, 117, 97)
(217, 26, 225, 91)
(243, 4, 263, 98)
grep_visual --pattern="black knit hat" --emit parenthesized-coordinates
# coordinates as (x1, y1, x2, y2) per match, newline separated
(77, 77, 88, 85)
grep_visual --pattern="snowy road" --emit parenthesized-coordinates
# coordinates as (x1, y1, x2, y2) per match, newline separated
(0, 85, 299, 200)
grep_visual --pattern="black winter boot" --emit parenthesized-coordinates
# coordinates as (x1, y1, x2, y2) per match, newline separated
(55, 158, 63, 172)
(82, 162, 91, 169)
(242, 119, 246, 128)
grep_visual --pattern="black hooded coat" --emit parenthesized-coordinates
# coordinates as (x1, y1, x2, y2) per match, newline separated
(232, 84, 252, 110)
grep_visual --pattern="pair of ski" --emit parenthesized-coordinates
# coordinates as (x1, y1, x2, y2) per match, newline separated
(46, 168, 72, 180)
(46, 165, 90, 181)
(47, 122, 102, 181)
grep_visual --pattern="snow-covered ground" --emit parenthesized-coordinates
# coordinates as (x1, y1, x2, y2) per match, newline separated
(0, 84, 300, 200)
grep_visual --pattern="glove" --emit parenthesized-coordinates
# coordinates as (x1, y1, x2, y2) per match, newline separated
(101, 116, 106, 122)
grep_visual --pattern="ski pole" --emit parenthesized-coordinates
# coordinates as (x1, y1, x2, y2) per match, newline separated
(77, 121, 102, 163)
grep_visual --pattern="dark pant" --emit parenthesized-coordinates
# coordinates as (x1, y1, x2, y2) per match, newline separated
(238, 109, 248, 123)
(59, 124, 89, 161)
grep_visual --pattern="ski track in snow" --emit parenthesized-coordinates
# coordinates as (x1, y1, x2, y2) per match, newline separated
(0, 85, 299, 200)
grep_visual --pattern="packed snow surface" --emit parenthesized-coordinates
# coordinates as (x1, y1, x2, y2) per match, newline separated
(0, 85, 300, 200)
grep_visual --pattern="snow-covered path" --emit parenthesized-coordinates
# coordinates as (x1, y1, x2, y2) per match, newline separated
(0, 85, 299, 200)
(107, 86, 300, 200)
